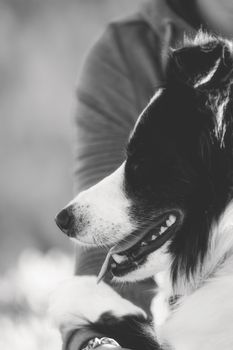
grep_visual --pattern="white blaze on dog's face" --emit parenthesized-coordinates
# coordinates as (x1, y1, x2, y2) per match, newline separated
(67, 163, 135, 247)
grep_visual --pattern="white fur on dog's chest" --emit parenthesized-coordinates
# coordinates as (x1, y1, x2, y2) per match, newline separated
(152, 275, 233, 350)
(150, 203, 233, 350)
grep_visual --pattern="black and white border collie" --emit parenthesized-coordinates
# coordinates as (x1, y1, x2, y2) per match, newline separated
(51, 33, 233, 350)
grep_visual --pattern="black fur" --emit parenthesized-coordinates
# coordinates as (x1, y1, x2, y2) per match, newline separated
(124, 33, 233, 283)
(86, 313, 160, 350)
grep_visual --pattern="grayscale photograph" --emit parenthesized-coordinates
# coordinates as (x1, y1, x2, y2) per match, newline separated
(1, 1, 233, 349)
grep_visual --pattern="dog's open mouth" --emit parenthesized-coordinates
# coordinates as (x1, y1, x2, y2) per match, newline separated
(98, 211, 181, 282)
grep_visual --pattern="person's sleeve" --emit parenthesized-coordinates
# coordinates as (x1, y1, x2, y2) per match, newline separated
(73, 23, 138, 278)
(74, 23, 137, 193)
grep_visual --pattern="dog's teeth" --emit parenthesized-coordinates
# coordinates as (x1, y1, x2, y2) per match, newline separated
(112, 254, 127, 264)
(111, 262, 117, 268)
(166, 215, 176, 227)
(141, 241, 147, 246)
(160, 226, 167, 234)
(151, 235, 157, 240)
(169, 215, 176, 225)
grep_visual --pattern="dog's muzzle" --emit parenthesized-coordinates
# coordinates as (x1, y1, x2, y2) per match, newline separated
(55, 164, 133, 245)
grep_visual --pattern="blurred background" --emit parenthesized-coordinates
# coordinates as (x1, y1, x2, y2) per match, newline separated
(0, 1, 143, 349)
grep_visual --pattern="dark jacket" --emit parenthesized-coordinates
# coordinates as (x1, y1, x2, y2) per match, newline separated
(68, 0, 196, 348)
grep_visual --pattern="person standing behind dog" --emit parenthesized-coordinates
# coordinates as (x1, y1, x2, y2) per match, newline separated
(65, 0, 233, 349)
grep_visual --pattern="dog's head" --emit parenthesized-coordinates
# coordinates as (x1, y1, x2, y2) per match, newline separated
(56, 33, 233, 286)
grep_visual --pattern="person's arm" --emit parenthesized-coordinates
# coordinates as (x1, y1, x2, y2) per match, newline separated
(74, 23, 137, 194)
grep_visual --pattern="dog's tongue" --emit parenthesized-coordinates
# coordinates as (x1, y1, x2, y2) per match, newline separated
(97, 239, 135, 283)
(97, 249, 113, 283)
(97, 232, 144, 283)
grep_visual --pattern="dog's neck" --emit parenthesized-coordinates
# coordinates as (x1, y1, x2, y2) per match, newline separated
(155, 200, 233, 299)
(153, 201, 233, 333)
(170, 200, 233, 298)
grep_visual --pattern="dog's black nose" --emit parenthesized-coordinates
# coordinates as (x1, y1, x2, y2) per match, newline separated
(55, 208, 73, 235)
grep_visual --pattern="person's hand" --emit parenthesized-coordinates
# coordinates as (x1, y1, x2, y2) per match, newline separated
(65, 328, 133, 350)
(68, 338, 132, 350)
(96, 346, 132, 350)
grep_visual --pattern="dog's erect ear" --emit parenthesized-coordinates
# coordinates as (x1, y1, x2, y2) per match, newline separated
(167, 33, 233, 90)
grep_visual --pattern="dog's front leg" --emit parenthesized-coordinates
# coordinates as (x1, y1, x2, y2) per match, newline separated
(49, 276, 160, 350)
